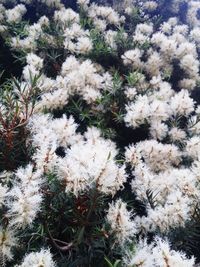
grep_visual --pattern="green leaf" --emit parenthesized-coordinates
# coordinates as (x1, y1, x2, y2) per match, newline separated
(105, 257, 121, 267)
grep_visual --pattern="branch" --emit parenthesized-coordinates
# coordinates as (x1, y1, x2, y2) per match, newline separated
(46, 222, 73, 252)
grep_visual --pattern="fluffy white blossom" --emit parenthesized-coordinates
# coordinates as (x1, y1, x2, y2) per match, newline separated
(88, 4, 123, 26)
(125, 95, 150, 128)
(1, 0, 200, 265)
(5, 4, 26, 23)
(122, 49, 143, 69)
(76, 36, 93, 54)
(106, 199, 136, 244)
(56, 127, 126, 196)
(7, 166, 43, 229)
(28, 114, 80, 172)
(54, 8, 79, 25)
(123, 237, 195, 267)
(149, 120, 168, 140)
(180, 54, 199, 78)
(185, 136, 200, 159)
(16, 249, 55, 267)
(7, 185, 42, 228)
(26, 53, 43, 70)
(170, 89, 195, 116)
(169, 127, 186, 142)
(0, 228, 17, 261)
(0, 184, 7, 207)
(143, 1, 158, 11)
(104, 30, 118, 49)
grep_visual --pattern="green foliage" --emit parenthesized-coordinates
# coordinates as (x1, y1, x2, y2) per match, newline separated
(89, 28, 115, 62)
(1, 0, 200, 266)
(6, 21, 29, 38)
(146, 189, 159, 209)
(129, 7, 142, 26)
(64, 71, 126, 140)
(15, 172, 121, 267)
(105, 257, 121, 267)
(0, 75, 40, 171)
(126, 71, 144, 86)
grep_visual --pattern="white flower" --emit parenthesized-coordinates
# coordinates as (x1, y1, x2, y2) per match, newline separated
(28, 23, 43, 40)
(170, 89, 195, 116)
(187, 1, 200, 27)
(143, 1, 158, 11)
(125, 87, 137, 100)
(93, 18, 107, 31)
(149, 100, 170, 121)
(124, 237, 195, 267)
(38, 16, 49, 27)
(185, 136, 200, 159)
(135, 23, 153, 36)
(7, 183, 42, 228)
(26, 53, 43, 70)
(150, 75, 162, 88)
(0, 184, 7, 207)
(33, 141, 58, 173)
(123, 238, 154, 267)
(190, 27, 200, 44)
(179, 78, 196, 90)
(77, 0, 90, 9)
(151, 32, 167, 46)
(134, 32, 149, 44)
(176, 42, 196, 59)
(125, 145, 141, 166)
(122, 49, 143, 69)
(145, 52, 162, 77)
(76, 36, 93, 54)
(104, 30, 118, 49)
(23, 65, 40, 81)
(133, 164, 198, 205)
(39, 0, 63, 8)
(16, 249, 55, 267)
(125, 95, 150, 128)
(149, 120, 168, 140)
(0, 228, 17, 261)
(169, 127, 186, 142)
(106, 199, 136, 244)
(61, 56, 79, 76)
(56, 127, 126, 196)
(160, 22, 172, 34)
(50, 115, 79, 146)
(88, 5, 122, 26)
(54, 8, 79, 24)
(11, 36, 36, 50)
(180, 54, 199, 78)
(14, 164, 43, 189)
(5, 4, 26, 23)
(134, 140, 181, 172)
(153, 237, 195, 267)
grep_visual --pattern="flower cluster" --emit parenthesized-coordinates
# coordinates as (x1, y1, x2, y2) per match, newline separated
(123, 237, 195, 267)
(0, 0, 200, 266)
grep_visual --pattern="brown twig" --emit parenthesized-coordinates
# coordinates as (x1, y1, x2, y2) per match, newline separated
(46, 222, 74, 252)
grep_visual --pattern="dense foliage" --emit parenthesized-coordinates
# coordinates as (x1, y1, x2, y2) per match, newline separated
(0, 0, 200, 266)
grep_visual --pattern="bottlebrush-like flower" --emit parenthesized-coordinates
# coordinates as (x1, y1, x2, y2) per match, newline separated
(0, 227, 17, 261)
(122, 49, 143, 69)
(15, 249, 55, 267)
(0, 184, 7, 207)
(5, 4, 26, 23)
(26, 53, 43, 70)
(7, 183, 42, 228)
(56, 127, 126, 196)
(106, 199, 136, 244)
(123, 237, 195, 267)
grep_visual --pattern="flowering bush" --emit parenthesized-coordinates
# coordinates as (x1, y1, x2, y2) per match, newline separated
(0, 0, 200, 266)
